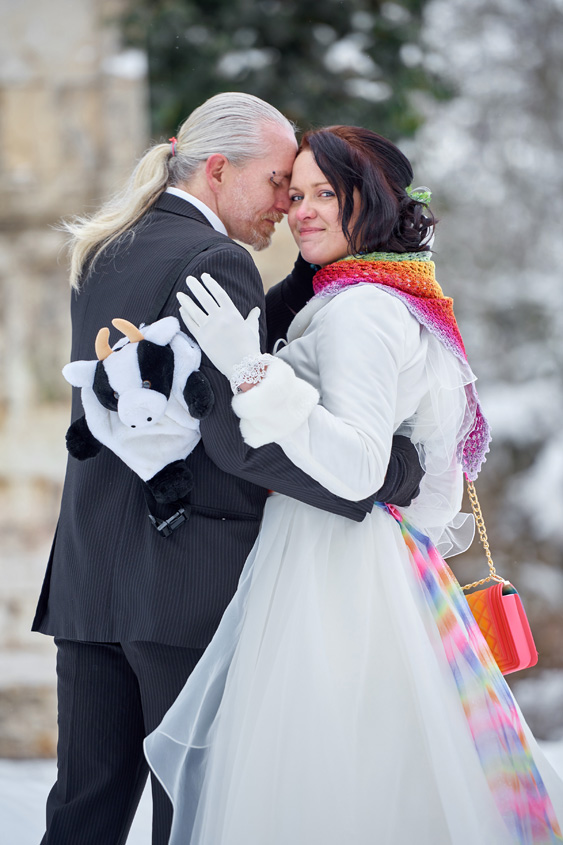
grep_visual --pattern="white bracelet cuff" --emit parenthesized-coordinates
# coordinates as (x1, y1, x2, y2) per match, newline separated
(229, 353, 274, 395)
(231, 356, 319, 448)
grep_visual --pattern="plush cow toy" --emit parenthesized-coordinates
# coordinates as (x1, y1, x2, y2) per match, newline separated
(63, 316, 214, 505)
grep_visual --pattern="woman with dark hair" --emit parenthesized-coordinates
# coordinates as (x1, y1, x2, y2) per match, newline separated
(297, 125, 435, 257)
(145, 127, 563, 844)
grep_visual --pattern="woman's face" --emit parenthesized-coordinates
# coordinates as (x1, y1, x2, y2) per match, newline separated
(288, 150, 358, 267)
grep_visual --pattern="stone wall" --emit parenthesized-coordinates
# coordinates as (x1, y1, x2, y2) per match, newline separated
(0, 0, 149, 757)
(0, 0, 298, 755)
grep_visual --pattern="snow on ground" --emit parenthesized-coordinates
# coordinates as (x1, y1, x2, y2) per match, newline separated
(2, 743, 563, 844)
(0, 759, 152, 844)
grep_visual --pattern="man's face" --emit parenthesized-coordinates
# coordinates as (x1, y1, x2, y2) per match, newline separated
(217, 125, 297, 250)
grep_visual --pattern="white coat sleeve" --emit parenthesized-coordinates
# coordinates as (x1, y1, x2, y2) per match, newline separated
(231, 287, 421, 500)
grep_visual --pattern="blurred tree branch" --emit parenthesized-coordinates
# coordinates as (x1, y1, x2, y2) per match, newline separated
(121, 0, 448, 138)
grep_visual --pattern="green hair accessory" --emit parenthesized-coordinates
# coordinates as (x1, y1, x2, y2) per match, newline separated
(407, 185, 432, 205)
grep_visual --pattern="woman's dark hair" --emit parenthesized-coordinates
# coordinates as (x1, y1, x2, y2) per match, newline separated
(299, 126, 435, 255)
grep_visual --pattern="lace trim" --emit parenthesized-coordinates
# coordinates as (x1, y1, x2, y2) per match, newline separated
(230, 354, 274, 395)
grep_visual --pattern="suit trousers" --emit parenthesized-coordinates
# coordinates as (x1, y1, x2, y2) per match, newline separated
(40, 639, 204, 845)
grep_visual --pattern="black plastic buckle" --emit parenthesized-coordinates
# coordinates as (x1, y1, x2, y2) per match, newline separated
(148, 505, 190, 538)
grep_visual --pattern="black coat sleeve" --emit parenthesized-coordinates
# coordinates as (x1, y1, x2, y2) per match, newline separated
(164, 243, 422, 519)
(265, 254, 316, 352)
(265, 255, 424, 508)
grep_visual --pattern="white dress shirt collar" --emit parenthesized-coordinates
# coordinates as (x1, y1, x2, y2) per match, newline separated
(165, 186, 228, 236)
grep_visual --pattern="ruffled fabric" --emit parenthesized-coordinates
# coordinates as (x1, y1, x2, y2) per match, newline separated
(312, 252, 491, 481)
(145, 497, 563, 844)
(279, 288, 478, 556)
(397, 331, 478, 555)
(144, 263, 563, 843)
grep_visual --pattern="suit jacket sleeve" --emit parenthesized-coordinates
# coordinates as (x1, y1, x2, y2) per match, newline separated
(157, 241, 375, 520)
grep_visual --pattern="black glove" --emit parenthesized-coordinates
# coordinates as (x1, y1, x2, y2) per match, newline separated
(375, 434, 424, 507)
(265, 254, 317, 352)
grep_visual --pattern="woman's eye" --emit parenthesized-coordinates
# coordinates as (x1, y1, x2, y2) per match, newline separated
(142, 380, 152, 389)
(289, 194, 303, 202)
(320, 190, 335, 198)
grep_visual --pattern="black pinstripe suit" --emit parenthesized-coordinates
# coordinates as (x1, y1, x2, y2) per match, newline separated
(33, 193, 420, 844)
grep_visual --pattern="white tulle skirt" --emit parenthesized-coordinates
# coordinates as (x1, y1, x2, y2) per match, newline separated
(145, 495, 563, 845)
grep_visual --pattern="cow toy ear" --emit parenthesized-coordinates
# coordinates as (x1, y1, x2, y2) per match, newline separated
(62, 359, 98, 387)
(143, 316, 180, 346)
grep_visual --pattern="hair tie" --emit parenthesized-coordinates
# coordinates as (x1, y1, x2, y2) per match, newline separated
(169, 136, 178, 157)
(407, 185, 432, 205)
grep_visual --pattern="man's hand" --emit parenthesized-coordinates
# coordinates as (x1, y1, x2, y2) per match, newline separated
(375, 435, 423, 507)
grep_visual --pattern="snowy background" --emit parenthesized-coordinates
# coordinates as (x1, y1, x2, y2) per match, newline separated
(413, 0, 563, 726)
(3, 744, 563, 843)
(0, 759, 152, 843)
(0, 0, 562, 837)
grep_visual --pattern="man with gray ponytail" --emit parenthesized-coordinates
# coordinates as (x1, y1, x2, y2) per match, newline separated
(34, 92, 422, 844)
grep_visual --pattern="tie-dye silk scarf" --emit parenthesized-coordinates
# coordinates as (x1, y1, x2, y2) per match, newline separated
(377, 503, 562, 844)
(312, 251, 490, 480)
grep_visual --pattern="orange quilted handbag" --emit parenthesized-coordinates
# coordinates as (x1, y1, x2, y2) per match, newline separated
(462, 481, 538, 675)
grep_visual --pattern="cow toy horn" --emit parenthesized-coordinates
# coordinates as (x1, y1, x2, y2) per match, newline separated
(112, 319, 144, 343)
(95, 327, 113, 361)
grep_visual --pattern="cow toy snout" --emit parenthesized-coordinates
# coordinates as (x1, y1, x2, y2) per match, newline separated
(117, 388, 168, 429)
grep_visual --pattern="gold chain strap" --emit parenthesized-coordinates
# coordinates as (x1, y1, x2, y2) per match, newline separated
(461, 480, 506, 592)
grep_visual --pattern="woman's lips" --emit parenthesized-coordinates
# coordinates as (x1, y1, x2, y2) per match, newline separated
(298, 227, 324, 236)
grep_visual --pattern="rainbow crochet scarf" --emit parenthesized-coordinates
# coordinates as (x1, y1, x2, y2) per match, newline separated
(312, 251, 490, 480)
(379, 503, 563, 844)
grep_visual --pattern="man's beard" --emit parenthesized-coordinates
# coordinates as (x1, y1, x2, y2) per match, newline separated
(248, 227, 272, 251)
(246, 213, 284, 251)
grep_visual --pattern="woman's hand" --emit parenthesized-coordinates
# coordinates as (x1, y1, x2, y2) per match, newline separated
(177, 273, 262, 380)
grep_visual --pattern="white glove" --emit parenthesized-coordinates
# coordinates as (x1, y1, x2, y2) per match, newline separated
(177, 273, 262, 379)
